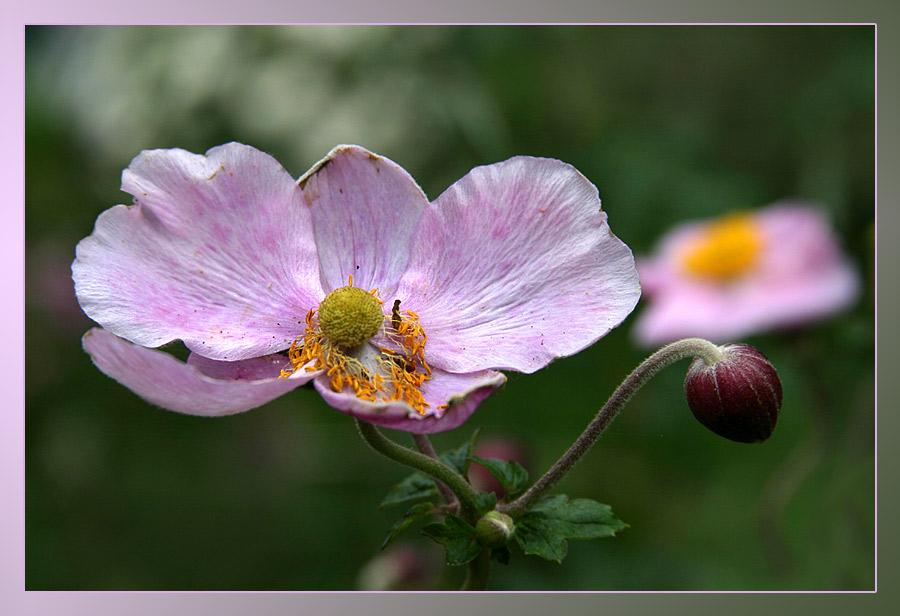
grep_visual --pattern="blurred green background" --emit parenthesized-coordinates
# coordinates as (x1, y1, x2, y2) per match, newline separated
(25, 25, 874, 591)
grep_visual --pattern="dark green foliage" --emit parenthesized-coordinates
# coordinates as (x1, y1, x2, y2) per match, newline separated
(381, 502, 436, 550)
(514, 495, 627, 563)
(421, 515, 482, 566)
(468, 456, 530, 499)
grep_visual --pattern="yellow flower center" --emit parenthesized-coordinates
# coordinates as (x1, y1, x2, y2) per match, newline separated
(279, 277, 433, 415)
(680, 213, 763, 282)
(317, 285, 383, 347)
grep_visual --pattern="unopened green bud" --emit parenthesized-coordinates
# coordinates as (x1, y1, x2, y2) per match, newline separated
(475, 511, 515, 549)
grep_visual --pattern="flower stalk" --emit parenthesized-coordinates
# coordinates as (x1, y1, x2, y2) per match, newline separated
(357, 421, 494, 591)
(460, 548, 491, 591)
(355, 420, 480, 522)
(412, 433, 459, 508)
(499, 337, 725, 520)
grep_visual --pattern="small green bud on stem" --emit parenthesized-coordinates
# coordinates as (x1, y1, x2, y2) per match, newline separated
(475, 511, 516, 549)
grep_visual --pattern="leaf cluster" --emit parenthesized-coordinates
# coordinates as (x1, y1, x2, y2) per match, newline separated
(379, 432, 626, 566)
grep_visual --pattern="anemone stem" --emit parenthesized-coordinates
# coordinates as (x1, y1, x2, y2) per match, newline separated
(499, 337, 724, 520)
(460, 548, 491, 591)
(355, 420, 479, 521)
(412, 433, 460, 508)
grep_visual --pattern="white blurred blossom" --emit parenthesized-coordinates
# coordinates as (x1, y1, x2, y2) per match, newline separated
(29, 26, 510, 176)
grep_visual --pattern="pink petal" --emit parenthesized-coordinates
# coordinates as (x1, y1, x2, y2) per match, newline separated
(298, 145, 430, 296)
(634, 202, 860, 345)
(314, 369, 507, 433)
(73, 143, 324, 361)
(82, 328, 313, 416)
(394, 156, 641, 374)
(755, 204, 851, 275)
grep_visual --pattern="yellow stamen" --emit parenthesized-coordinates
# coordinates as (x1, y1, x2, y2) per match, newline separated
(681, 212, 763, 282)
(278, 288, 434, 415)
(331, 374, 343, 392)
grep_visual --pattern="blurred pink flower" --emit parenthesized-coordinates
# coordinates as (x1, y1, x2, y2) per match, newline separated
(633, 202, 860, 346)
(73, 143, 640, 433)
(356, 543, 441, 590)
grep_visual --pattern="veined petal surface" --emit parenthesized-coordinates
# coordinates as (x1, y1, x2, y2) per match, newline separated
(299, 145, 430, 296)
(83, 328, 313, 417)
(395, 156, 640, 374)
(73, 143, 324, 361)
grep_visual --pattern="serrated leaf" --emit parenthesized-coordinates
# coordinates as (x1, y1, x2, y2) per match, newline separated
(440, 426, 482, 476)
(468, 455, 530, 498)
(379, 471, 439, 508)
(421, 514, 482, 566)
(381, 502, 436, 549)
(514, 495, 627, 563)
(473, 490, 498, 516)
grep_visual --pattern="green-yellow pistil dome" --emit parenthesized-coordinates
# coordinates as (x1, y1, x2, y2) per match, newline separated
(279, 278, 433, 415)
(317, 285, 384, 348)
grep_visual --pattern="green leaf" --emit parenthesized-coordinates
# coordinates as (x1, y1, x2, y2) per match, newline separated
(468, 455, 530, 498)
(381, 502, 436, 549)
(421, 514, 482, 566)
(473, 490, 498, 516)
(440, 426, 482, 476)
(514, 495, 627, 563)
(379, 471, 439, 508)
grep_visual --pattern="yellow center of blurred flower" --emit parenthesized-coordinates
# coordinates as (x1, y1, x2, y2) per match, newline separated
(278, 276, 433, 415)
(681, 213, 763, 282)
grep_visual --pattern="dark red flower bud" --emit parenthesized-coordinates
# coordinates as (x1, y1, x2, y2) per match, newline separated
(684, 343, 782, 443)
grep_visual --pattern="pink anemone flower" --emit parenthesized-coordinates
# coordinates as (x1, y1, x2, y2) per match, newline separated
(73, 143, 640, 433)
(633, 202, 860, 346)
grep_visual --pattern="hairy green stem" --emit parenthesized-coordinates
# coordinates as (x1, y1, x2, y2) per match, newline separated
(460, 548, 491, 591)
(499, 338, 724, 520)
(412, 433, 459, 508)
(356, 420, 480, 521)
